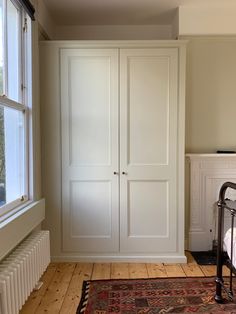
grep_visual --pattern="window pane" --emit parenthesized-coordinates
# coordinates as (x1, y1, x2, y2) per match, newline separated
(7, 0, 20, 102)
(0, 0, 3, 95)
(0, 105, 25, 206)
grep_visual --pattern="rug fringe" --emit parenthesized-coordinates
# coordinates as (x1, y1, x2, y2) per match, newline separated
(77, 281, 90, 314)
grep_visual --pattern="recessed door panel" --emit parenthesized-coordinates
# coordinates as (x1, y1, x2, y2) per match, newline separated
(69, 57, 111, 166)
(128, 57, 169, 165)
(70, 181, 112, 238)
(128, 181, 168, 237)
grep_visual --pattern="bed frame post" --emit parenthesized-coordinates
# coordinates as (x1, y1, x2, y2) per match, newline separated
(215, 198, 224, 303)
(215, 181, 236, 303)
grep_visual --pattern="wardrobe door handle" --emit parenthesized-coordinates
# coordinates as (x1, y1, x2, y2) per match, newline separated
(113, 171, 119, 175)
(122, 172, 127, 175)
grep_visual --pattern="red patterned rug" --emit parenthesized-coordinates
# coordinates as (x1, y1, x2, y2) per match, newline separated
(77, 277, 236, 313)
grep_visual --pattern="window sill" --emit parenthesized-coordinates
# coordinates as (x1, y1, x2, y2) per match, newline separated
(0, 199, 45, 260)
(0, 200, 32, 223)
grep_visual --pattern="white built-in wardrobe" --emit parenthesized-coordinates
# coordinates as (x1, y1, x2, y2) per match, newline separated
(40, 41, 186, 262)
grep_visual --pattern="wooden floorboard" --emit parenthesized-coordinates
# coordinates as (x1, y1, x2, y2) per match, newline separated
(111, 263, 129, 279)
(146, 263, 167, 278)
(129, 263, 149, 279)
(20, 252, 222, 313)
(60, 263, 93, 314)
(91, 263, 111, 280)
(35, 263, 76, 314)
(182, 263, 205, 277)
(200, 265, 216, 277)
(164, 264, 186, 277)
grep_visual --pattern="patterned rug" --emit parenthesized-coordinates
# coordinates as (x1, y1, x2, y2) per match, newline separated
(77, 277, 236, 313)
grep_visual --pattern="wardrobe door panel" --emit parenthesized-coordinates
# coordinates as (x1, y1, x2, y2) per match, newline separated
(128, 180, 169, 237)
(128, 56, 169, 165)
(61, 49, 119, 252)
(69, 56, 111, 166)
(120, 48, 178, 253)
(70, 181, 112, 238)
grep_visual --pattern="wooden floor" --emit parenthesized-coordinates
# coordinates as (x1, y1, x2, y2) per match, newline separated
(20, 251, 230, 314)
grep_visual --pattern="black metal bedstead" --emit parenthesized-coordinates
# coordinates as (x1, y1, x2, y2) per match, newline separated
(215, 181, 236, 303)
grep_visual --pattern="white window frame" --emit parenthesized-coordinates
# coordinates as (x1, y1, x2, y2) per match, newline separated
(0, 0, 32, 219)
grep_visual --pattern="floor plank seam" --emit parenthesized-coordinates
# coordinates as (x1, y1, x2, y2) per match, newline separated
(59, 263, 78, 313)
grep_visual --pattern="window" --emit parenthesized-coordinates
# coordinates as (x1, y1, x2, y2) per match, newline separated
(0, 0, 33, 217)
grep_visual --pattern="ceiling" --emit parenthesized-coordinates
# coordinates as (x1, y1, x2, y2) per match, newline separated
(44, 0, 236, 26)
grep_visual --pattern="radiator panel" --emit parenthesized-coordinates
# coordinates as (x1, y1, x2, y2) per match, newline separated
(0, 230, 50, 314)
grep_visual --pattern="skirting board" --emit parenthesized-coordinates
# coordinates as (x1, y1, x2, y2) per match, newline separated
(51, 255, 187, 263)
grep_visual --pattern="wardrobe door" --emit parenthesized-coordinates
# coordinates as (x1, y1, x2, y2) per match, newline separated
(120, 48, 179, 253)
(61, 49, 119, 252)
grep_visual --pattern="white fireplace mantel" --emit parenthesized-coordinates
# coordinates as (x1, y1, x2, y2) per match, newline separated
(186, 153, 236, 251)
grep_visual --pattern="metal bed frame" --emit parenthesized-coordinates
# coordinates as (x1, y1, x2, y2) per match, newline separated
(215, 181, 236, 303)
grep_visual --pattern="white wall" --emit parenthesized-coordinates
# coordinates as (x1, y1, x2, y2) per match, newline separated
(171, 9, 179, 40)
(33, 1, 173, 40)
(53, 25, 172, 40)
(35, 2, 236, 39)
(34, 0, 55, 39)
(183, 36, 236, 153)
(179, 6, 236, 36)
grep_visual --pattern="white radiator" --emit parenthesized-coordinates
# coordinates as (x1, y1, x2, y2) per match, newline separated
(0, 230, 50, 314)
